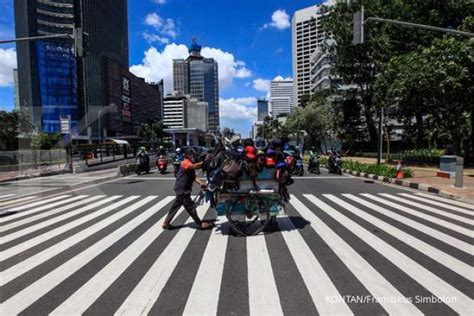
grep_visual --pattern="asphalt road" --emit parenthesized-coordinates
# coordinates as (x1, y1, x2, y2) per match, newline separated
(0, 167, 472, 315)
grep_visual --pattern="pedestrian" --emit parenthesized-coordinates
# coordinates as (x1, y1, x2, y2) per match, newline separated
(162, 148, 212, 230)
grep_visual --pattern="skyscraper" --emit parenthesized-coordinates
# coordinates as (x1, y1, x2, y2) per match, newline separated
(269, 79, 294, 118)
(257, 98, 269, 121)
(173, 40, 219, 133)
(292, 4, 329, 106)
(14, 0, 128, 139)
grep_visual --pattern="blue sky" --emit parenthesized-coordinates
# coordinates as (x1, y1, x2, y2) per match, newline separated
(0, 0, 327, 135)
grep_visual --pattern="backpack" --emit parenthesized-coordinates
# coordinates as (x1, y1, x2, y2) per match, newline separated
(222, 159, 242, 179)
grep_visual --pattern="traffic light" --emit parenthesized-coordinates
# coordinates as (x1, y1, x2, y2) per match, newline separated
(352, 8, 364, 45)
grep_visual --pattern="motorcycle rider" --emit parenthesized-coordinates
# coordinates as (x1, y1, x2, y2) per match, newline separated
(328, 146, 342, 173)
(308, 147, 320, 173)
(175, 147, 184, 161)
(158, 145, 166, 156)
(136, 146, 150, 173)
(163, 148, 212, 230)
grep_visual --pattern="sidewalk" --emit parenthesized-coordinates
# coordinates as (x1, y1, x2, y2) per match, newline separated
(344, 156, 474, 202)
(0, 164, 68, 183)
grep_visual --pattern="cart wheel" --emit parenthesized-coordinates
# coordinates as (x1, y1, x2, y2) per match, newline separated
(226, 197, 270, 237)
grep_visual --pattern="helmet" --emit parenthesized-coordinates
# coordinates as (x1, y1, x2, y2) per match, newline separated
(140, 146, 146, 151)
(255, 137, 266, 150)
(331, 146, 337, 151)
(159, 145, 164, 149)
(176, 147, 181, 153)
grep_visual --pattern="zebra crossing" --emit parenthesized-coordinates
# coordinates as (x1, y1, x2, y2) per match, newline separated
(0, 191, 472, 315)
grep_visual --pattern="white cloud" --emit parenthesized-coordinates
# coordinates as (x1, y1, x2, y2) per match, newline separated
(0, 48, 16, 87)
(152, 0, 166, 4)
(219, 97, 257, 120)
(144, 13, 162, 28)
(252, 78, 270, 93)
(263, 9, 290, 30)
(130, 43, 188, 93)
(142, 32, 170, 44)
(273, 75, 292, 81)
(201, 47, 252, 87)
(130, 43, 252, 93)
(144, 13, 177, 39)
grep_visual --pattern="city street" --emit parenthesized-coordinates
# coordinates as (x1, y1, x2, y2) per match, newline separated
(0, 169, 472, 315)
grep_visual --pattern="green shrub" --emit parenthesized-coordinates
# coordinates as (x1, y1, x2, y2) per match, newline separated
(350, 149, 443, 165)
(342, 160, 413, 178)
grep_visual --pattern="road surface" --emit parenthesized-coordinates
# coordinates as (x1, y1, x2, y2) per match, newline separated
(0, 168, 472, 315)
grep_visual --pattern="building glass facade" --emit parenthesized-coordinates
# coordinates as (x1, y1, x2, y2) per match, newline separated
(172, 40, 219, 133)
(257, 99, 269, 121)
(36, 41, 78, 133)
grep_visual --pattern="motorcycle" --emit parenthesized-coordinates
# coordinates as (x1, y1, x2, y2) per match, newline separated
(308, 153, 321, 174)
(136, 155, 150, 175)
(327, 152, 342, 175)
(157, 155, 168, 174)
(294, 156, 304, 176)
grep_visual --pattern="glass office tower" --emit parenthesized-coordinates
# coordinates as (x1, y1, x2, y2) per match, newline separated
(14, 0, 128, 139)
(173, 40, 219, 133)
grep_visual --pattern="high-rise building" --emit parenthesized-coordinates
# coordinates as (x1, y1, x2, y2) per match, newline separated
(269, 79, 294, 117)
(187, 98, 208, 132)
(292, 4, 329, 106)
(257, 98, 269, 121)
(14, 0, 128, 140)
(310, 44, 332, 93)
(13, 69, 20, 110)
(173, 40, 219, 133)
(104, 58, 163, 137)
(163, 93, 189, 129)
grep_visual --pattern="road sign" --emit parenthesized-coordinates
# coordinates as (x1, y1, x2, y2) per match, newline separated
(60, 115, 71, 134)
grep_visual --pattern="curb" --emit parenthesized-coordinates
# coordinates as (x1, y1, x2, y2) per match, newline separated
(0, 169, 69, 184)
(342, 169, 462, 200)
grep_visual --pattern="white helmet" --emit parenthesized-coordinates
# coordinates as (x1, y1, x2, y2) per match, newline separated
(159, 145, 164, 149)
(176, 147, 181, 152)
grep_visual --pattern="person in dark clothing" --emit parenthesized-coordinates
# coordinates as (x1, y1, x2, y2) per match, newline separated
(162, 148, 212, 230)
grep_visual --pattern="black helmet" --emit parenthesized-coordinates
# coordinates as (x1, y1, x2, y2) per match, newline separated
(255, 137, 267, 150)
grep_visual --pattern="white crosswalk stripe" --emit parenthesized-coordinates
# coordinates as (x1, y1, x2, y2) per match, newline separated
(116, 202, 206, 315)
(247, 233, 283, 315)
(361, 194, 472, 236)
(291, 195, 422, 315)
(276, 215, 353, 315)
(304, 194, 472, 315)
(399, 193, 474, 215)
(0, 194, 15, 200)
(324, 194, 472, 281)
(415, 192, 474, 210)
(0, 195, 71, 215)
(0, 195, 37, 208)
(183, 217, 228, 316)
(380, 193, 474, 224)
(343, 194, 472, 254)
(1, 195, 125, 261)
(0, 192, 471, 315)
(0, 195, 101, 234)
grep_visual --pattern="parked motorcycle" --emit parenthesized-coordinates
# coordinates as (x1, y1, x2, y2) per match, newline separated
(327, 152, 342, 175)
(136, 155, 150, 175)
(157, 155, 168, 174)
(308, 152, 321, 174)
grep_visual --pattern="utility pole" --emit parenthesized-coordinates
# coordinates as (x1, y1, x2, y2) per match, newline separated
(377, 107, 384, 165)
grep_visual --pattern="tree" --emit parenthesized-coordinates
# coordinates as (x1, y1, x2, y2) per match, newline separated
(0, 110, 36, 150)
(375, 35, 473, 156)
(31, 133, 63, 150)
(137, 119, 165, 142)
(321, 0, 474, 150)
(284, 99, 335, 151)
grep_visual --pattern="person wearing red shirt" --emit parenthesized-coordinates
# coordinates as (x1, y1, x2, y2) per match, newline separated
(162, 148, 212, 230)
